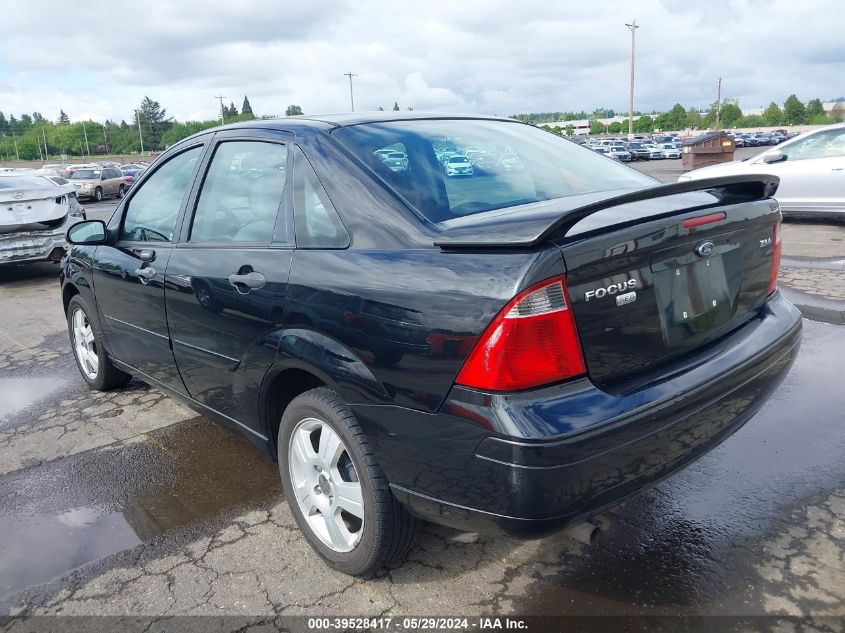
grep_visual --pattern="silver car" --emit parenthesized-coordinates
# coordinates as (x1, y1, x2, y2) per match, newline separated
(679, 123, 845, 220)
(0, 172, 84, 264)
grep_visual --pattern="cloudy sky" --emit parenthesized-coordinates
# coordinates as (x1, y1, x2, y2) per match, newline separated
(1, 0, 842, 123)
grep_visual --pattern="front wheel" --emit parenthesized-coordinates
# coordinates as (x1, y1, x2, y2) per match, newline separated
(94, 187, 103, 202)
(279, 387, 419, 575)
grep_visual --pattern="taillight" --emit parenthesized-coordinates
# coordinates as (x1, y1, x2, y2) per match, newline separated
(767, 221, 782, 295)
(455, 276, 586, 392)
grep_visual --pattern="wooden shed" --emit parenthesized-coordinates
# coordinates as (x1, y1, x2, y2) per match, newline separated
(681, 132, 736, 170)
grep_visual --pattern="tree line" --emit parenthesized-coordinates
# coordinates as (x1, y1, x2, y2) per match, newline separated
(521, 95, 845, 136)
(0, 95, 309, 162)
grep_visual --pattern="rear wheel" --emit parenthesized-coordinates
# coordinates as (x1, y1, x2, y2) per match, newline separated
(117, 184, 125, 198)
(67, 295, 131, 390)
(279, 387, 419, 575)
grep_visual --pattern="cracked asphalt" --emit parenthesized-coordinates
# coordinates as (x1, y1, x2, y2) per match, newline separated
(1, 220, 845, 627)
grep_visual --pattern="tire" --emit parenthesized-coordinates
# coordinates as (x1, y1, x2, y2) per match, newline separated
(94, 187, 103, 202)
(278, 387, 419, 575)
(117, 184, 125, 198)
(67, 295, 131, 391)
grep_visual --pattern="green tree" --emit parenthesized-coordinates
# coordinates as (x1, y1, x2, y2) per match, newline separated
(564, 124, 574, 136)
(136, 96, 171, 150)
(285, 105, 303, 116)
(241, 95, 253, 116)
(633, 115, 654, 133)
(589, 120, 605, 134)
(806, 98, 825, 118)
(687, 108, 702, 128)
(762, 102, 784, 126)
(57, 110, 70, 124)
(653, 112, 672, 131)
(226, 102, 238, 118)
(783, 94, 806, 125)
(668, 103, 687, 130)
(392, 102, 400, 111)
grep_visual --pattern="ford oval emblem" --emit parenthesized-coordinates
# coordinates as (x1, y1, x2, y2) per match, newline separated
(12, 192, 24, 200)
(695, 241, 716, 258)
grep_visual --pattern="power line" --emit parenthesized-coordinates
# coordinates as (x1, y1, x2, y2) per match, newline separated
(625, 19, 639, 137)
(343, 72, 358, 112)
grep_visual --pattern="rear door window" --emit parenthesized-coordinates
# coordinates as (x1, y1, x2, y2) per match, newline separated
(189, 141, 288, 244)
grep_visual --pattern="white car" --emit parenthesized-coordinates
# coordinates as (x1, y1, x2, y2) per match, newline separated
(643, 144, 665, 159)
(0, 172, 85, 264)
(444, 155, 474, 177)
(607, 146, 632, 161)
(660, 143, 681, 159)
(679, 123, 845, 220)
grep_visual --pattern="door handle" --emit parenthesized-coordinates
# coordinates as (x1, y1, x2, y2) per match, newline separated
(228, 271, 266, 291)
(134, 267, 156, 281)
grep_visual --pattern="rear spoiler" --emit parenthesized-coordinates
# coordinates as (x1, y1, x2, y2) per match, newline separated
(435, 174, 779, 249)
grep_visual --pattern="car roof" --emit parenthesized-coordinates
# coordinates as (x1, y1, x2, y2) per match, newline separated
(173, 112, 521, 146)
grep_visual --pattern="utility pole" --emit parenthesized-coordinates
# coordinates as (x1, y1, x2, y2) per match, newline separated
(715, 77, 722, 128)
(625, 19, 639, 138)
(136, 110, 145, 154)
(42, 127, 48, 160)
(214, 95, 226, 124)
(12, 131, 20, 161)
(343, 71, 358, 112)
(82, 121, 90, 157)
(2, 135, 9, 163)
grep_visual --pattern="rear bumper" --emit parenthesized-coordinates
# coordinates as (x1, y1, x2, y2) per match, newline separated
(352, 293, 802, 536)
(0, 223, 70, 264)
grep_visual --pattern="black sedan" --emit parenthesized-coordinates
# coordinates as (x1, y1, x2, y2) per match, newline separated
(60, 113, 801, 575)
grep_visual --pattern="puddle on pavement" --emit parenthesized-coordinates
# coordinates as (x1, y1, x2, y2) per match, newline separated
(516, 319, 845, 616)
(0, 377, 68, 423)
(0, 416, 280, 602)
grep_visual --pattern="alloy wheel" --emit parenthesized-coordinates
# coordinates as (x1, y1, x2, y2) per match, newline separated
(288, 417, 364, 552)
(71, 307, 98, 379)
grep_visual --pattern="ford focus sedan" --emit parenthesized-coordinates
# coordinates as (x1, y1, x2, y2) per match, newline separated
(60, 113, 801, 575)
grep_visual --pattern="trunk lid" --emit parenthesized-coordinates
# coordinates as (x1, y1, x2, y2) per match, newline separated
(436, 174, 782, 388)
(561, 193, 780, 387)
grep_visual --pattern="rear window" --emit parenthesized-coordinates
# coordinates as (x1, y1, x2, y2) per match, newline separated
(0, 175, 52, 189)
(332, 119, 653, 223)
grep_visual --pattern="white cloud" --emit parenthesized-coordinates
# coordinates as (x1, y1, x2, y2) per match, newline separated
(0, 0, 842, 123)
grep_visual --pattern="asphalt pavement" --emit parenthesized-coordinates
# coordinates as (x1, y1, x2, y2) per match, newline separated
(0, 170, 844, 629)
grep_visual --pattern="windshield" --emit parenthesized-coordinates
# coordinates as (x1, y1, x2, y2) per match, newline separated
(333, 119, 653, 223)
(70, 169, 101, 179)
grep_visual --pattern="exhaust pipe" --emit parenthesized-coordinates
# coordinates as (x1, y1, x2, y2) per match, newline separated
(563, 521, 600, 546)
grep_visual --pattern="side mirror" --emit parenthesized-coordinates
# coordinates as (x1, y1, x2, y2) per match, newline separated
(763, 151, 787, 164)
(67, 220, 107, 245)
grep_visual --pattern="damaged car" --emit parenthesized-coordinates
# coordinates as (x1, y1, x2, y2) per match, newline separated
(1, 172, 86, 265)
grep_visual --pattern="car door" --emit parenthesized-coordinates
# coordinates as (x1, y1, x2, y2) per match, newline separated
(164, 130, 292, 432)
(92, 140, 208, 393)
(755, 127, 845, 214)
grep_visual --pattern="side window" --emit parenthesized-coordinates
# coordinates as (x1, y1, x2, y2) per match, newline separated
(190, 141, 287, 244)
(783, 129, 845, 161)
(120, 146, 202, 242)
(293, 146, 349, 249)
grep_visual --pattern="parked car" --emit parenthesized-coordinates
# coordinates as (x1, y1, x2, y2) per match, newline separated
(69, 166, 126, 201)
(382, 152, 409, 172)
(443, 154, 473, 177)
(679, 122, 845, 220)
(643, 143, 665, 159)
(607, 145, 632, 161)
(659, 143, 681, 159)
(626, 142, 651, 160)
(120, 167, 145, 190)
(730, 134, 745, 148)
(1, 172, 85, 264)
(60, 113, 800, 576)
